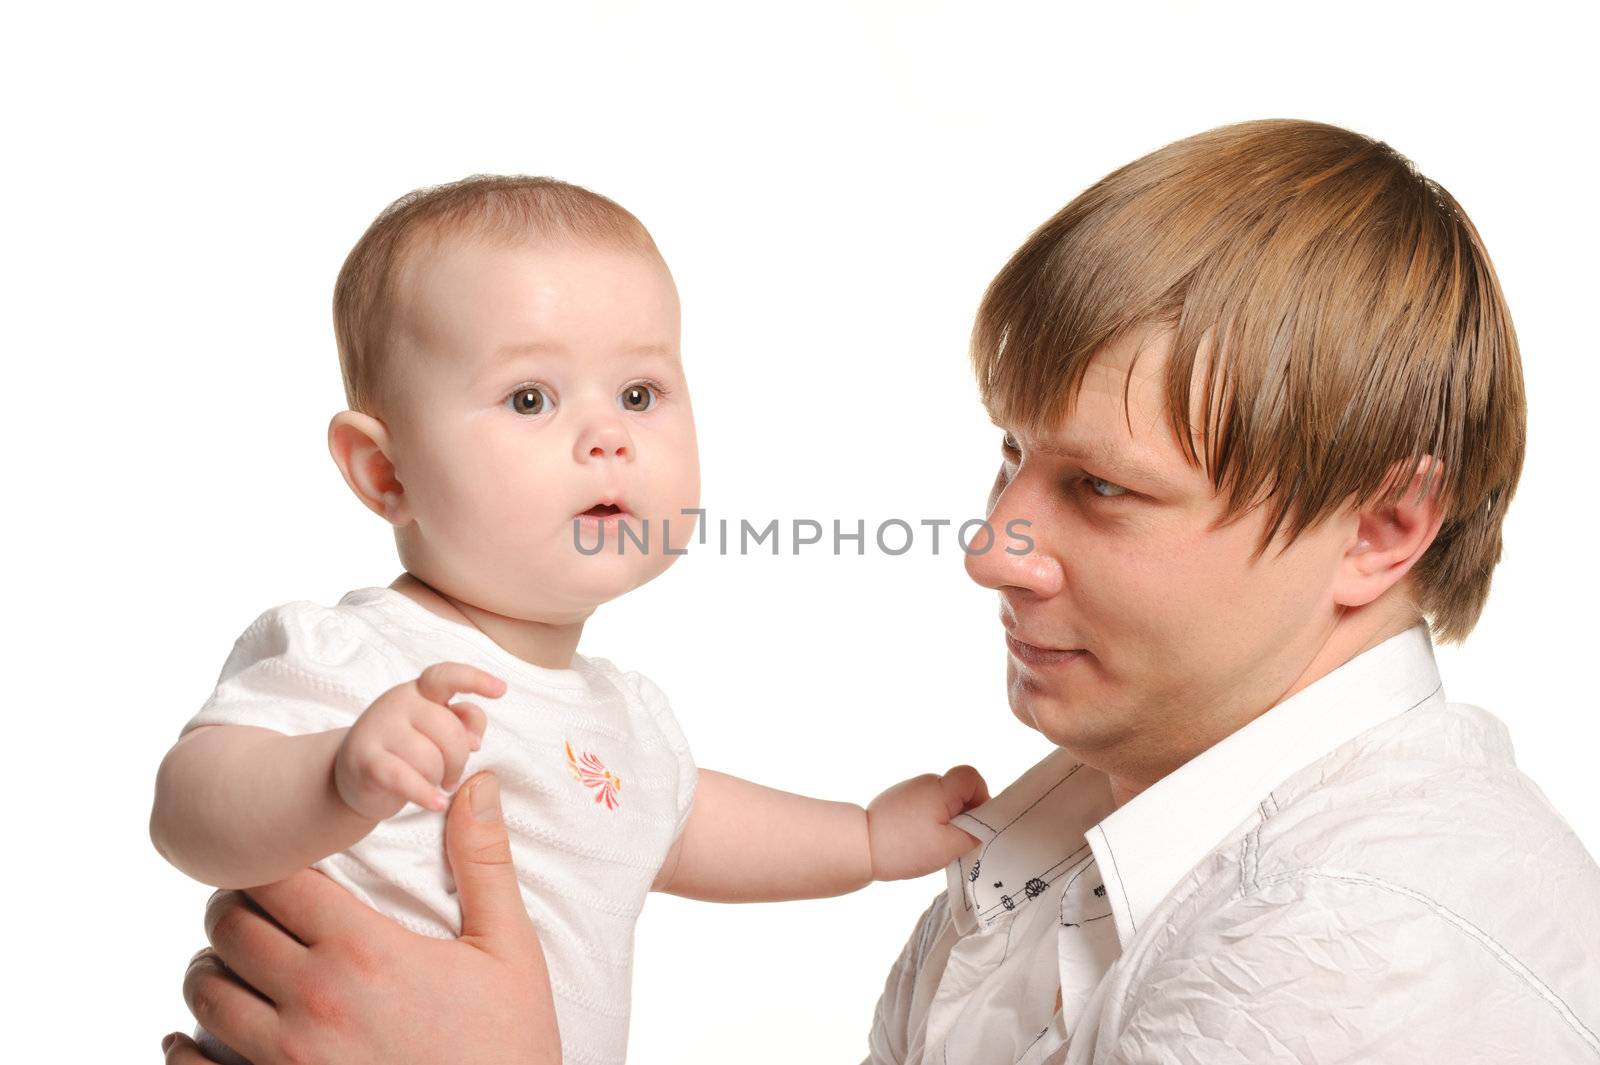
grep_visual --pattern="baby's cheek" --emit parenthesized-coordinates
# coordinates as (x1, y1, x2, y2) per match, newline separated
(662, 508, 698, 554)
(652, 444, 701, 513)
(427, 481, 544, 579)
(464, 450, 554, 520)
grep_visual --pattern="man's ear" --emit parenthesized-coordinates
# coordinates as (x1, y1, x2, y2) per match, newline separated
(1331, 455, 1448, 610)
(328, 410, 412, 526)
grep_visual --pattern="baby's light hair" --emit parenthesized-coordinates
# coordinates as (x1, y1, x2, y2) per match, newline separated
(333, 175, 663, 416)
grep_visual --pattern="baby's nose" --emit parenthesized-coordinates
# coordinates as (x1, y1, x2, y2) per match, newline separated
(576, 421, 633, 461)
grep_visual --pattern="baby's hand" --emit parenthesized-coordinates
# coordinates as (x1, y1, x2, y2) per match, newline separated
(865, 765, 990, 881)
(334, 662, 506, 820)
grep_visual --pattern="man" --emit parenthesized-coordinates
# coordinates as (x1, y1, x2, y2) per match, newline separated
(166, 120, 1600, 1064)
(862, 119, 1599, 1063)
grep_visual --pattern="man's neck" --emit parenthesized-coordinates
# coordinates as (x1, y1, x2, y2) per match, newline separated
(389, 572, 587, 670)
(1107, 601, 1425, 808)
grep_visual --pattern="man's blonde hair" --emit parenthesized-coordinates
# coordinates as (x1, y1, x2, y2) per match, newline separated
(333, 174, 662, 416)
(973, 119, 1525, 644)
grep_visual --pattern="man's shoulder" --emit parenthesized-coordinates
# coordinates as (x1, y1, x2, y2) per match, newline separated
(1119, 844, 1600, 1063)
(1255, 699, 1598, 897)
(1109, 701, 1600, 1059)
(1203, 698, 1600, 1038)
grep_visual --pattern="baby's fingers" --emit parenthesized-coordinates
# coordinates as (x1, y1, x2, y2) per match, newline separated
(376, 751, 449, 812)
(411, 704, 476, 790)
(448, 699, 489, 749)
(415, 662, 507, 707)
(940, 820, 984, 855)
(940, 764, 990, 817)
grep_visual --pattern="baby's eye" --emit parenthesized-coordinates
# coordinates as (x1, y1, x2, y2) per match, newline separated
(1001, 433, 1020, 455)
(507, 385, 554, 416)
(619, 383, 656, 412)
(1085, 475, 1130, 500)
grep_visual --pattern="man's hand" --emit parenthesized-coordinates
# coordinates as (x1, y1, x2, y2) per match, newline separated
(866, 765, 989, 881)
(335, 662, 502, 818)
(160, 771, 560, 1065)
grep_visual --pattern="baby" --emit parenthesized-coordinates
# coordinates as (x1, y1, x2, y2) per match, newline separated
(150, 175, 987, 1065)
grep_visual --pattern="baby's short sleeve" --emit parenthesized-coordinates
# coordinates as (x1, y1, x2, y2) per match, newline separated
(618, 669, 698, 841)
(184, 601, 394, 738)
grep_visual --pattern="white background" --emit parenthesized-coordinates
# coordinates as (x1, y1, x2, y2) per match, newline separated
(6, 1, 1596, 1060)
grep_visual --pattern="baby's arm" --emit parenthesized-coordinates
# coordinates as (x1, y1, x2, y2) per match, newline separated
(652, 766, 987, 902)
(151, 662, 502, 888)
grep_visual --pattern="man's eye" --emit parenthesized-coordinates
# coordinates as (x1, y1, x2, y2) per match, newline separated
(619, 383, 656, 412)
(1085, 475, 1130, 500)
(507, 385, 554, 416)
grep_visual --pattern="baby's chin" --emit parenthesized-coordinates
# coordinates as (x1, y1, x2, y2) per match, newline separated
(509, 555, 680, 618)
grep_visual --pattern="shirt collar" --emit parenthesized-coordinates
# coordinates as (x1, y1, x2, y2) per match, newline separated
(945, 747, 1117, 935)
(1087, 621, 1445, 948)
(943, 621, 1445, 948)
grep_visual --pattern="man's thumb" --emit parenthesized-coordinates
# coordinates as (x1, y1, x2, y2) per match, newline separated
(446, 772, 533, 949)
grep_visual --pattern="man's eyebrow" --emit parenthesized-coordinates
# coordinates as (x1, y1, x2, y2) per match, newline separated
(1046, 439, 1177, 486)
(996, 424, 1176, 487)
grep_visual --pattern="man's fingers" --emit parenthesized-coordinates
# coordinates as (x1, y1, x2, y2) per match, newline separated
(941, 764, 990, 815)
(182, 950, 278, 1063)
(191, 1028, 257, 1065)
(247, 866, 387, 948)
(416, 662, 507, 707)
(446, 772, 536, 953)
(204, 890, 304, 1002)
(162, 1031, 219, 1064)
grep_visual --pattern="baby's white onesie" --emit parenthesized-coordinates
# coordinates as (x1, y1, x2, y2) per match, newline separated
(183, 585, 697, 1065)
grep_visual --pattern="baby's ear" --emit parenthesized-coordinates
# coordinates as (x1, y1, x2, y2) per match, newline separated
(328, 410, 410, 525)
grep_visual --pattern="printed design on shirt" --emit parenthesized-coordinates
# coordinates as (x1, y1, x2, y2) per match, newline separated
(967, 762, 1094, 926)
(564, 740, 622, 811)
(1060, 864, 1114, 929)
(973, 845, 1088, 926)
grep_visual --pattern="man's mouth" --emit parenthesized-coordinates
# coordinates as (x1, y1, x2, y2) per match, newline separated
(1003, 625, 1087, 668)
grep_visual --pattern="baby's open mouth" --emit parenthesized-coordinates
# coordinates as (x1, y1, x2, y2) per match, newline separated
(579, 503, 626, 518)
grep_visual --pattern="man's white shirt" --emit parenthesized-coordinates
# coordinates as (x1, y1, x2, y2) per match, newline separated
(865, 623, 1600, 1063)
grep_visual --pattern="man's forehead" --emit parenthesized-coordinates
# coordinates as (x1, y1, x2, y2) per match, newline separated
(986, 325, 1211, 477)
(1022, 429, 1160, 470)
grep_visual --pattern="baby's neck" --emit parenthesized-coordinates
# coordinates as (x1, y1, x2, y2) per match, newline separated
(389, 572, 585, 670)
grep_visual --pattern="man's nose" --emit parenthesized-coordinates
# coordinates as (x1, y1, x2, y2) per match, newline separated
(964, 477, 1063, 598)
(574, 415, 634, 463)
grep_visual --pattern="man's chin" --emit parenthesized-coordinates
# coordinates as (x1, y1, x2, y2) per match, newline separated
(1008, 692, 1055, 738)
(1009, 691, 1124, 756)
(1007, 666, 1070, 733)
